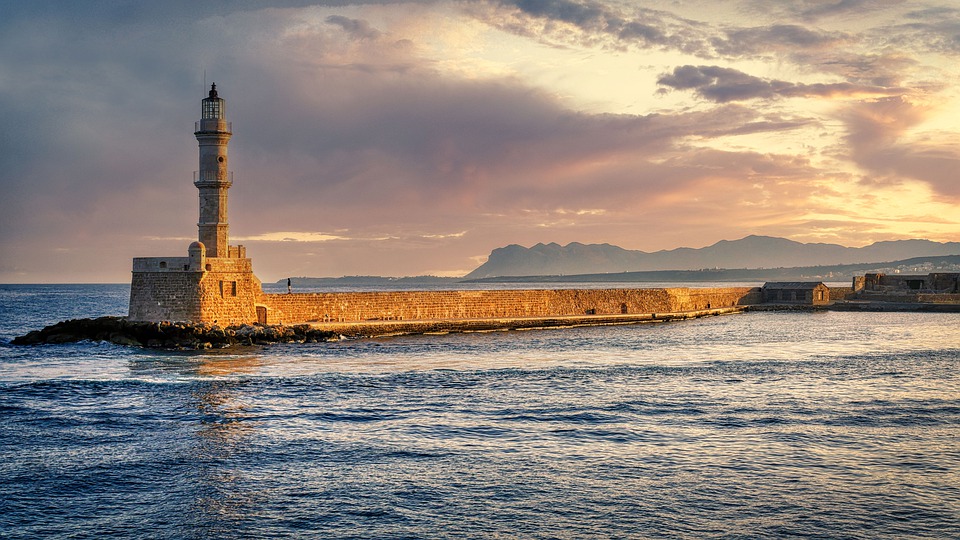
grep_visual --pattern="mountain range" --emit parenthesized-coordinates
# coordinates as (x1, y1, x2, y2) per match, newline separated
(464, 235, 960, 278)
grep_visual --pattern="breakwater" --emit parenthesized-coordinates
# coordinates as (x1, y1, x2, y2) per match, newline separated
(6, 287, 765, 348)
(11, 317, 336, 349)
(11, 307, 748, 349)
(309, 306, 747, 338)
(259, 287, 759, 324)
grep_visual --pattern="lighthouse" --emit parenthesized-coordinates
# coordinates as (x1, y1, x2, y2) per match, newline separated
(128, 84, 264, 325)
(194, 83, 232, 258)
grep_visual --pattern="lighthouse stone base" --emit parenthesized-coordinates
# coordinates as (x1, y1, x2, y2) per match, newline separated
(128, 243, 264, 325)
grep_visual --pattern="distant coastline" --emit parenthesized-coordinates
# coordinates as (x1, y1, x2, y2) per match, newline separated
(278, 254, 960, 288)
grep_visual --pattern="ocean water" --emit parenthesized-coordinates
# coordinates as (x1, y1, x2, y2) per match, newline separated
(1, 284, 958, 539)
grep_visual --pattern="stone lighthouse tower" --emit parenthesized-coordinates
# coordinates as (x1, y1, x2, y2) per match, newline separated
(128, 84, 264, 324)
(195, 83, 232, 258)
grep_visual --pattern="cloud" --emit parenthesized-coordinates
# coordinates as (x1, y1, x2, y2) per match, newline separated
(842, 97, 960, 198)
(422, 231, 468, 239)
(713, 24, 849, 57)
(474, 0, 709, 53)
(746, 0, 906, 22)
(480, 1, 949, 103)
(880, 13, 960, 55)
(799, 0, 909, 21)
(509, 0, 607, 27)
(325, 14, 382, 40)
(657, 65, 900, 103)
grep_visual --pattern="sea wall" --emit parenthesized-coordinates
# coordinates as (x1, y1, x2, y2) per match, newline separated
(258, 287, 761, 325)
(309, 307, 747, 339)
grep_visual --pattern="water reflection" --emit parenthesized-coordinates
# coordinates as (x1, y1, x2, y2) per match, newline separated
(186, 357, 263, 533)
(125, 348, 265, 380)
(195, 355, 263, 378)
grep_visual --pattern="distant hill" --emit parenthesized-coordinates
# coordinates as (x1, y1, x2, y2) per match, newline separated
(464, 236, 960, 278)
(462, 255, 960, 284)
(274, 255, 960, 289)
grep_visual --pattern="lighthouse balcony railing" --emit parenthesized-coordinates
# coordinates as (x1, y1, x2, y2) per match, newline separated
(195, 120, 232, 133)
(194, 171, 233, 183)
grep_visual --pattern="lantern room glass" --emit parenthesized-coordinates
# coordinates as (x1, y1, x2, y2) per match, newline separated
(202, 84, 224, 119)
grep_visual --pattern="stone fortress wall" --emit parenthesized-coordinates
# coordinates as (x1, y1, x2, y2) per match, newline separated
(131, 272, 760, 325)
(255, 287, 761, 325)
(828, 286, 855, 301)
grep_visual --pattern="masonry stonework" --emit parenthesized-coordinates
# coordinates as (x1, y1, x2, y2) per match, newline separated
(129, 242, 264, 325)
(129, 268, 203, 323)
(255, 287, 761, 325)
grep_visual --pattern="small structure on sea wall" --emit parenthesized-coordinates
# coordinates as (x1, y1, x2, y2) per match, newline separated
(128, 87, 761, 326)
(761, 282, 830, 305)
(856, 273, 960, 293)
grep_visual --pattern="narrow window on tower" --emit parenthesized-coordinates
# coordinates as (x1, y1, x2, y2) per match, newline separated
(219, 280, 237, 298)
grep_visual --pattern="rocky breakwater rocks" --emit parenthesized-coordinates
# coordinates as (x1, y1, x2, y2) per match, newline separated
(11, 316, 337, 349)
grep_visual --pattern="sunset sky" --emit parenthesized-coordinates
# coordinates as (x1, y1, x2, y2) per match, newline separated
(2, 0, 960, 282)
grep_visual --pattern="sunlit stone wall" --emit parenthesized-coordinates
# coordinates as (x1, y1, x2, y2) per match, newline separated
(129, 257, 262, 325)
(257, 287, 762, 325)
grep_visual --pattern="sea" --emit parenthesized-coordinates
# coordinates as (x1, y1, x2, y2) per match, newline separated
(1, 283, 958, 539)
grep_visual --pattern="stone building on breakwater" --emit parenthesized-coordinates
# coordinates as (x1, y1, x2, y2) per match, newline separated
(851, 272, 960, 303)
(760, 282, 831, 305)
(127, 86, 761, 326)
